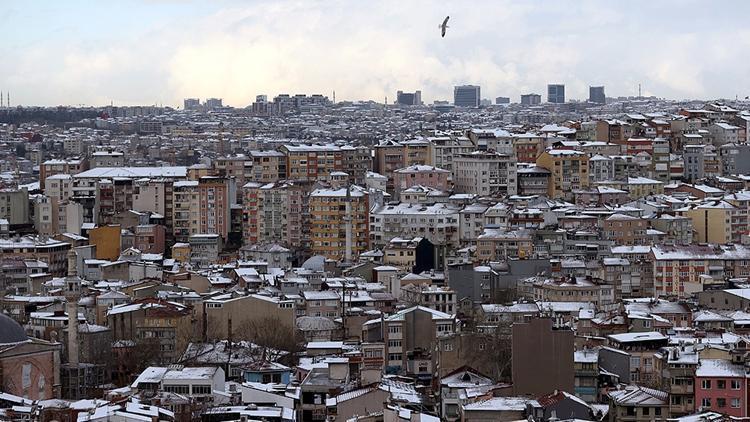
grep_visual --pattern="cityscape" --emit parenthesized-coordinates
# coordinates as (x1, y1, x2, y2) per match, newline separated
(4, 2, 750, 422)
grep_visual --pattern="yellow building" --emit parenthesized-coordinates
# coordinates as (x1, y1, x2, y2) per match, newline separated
(172, 242, 191, 263)
(536, 150, 589, 199)
(678, 200, 744, 244)
(187, 164, 212, 181)
(309, 186, 369, 260)
(476, 229, 534, 261)
(88, 224, 122, 261)
(599, 177, 665, 199)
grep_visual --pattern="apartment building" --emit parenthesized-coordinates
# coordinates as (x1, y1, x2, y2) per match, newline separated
(309, 186, 369, 260)
(197, 176, 234, 240)
(362, 306, 457, 378)
(677, 200, 746, 244)
(452, 151, 518, 196)
(602, 214, 649, 246)
(242, 181, 310, 250)
(393, 165, 451, 199)
(369, 203, 459, 247)
(203, 293, 296, 340)
(281, 143, 343, 182)
(249, 150, 286, 183)
(536, 150, 589, 199)
(40, 158, 87, 190)
(108, 298, 197, 365)
(651, 244, 750, 298)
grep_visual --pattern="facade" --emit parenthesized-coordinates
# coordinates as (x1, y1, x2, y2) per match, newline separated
(511, 318, 574, 396)
(536, 150, 589, 199)
(281, 144, 343, 182)
(393, 165, 451, 199)
(452, 151, 518, 196)
(0, 189, 29, 226)
(678, 201, 745, 244)
(370, 202, 459, 247)
(309, 186, 369, 260)
(396, 90, 422, 106)
(362, 306, 457, 379)
(602, 214, 648, 246)
(547, 84, 565, 103)
(589, 86, 606, 104)
(243, 181, 310, 250)
(454, 85, 480, 107)
(520, 94, 541, 105)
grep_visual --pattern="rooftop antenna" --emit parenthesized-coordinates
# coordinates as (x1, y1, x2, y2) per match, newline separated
(638, 83, 642, 99)
(333, 90, 336, 104)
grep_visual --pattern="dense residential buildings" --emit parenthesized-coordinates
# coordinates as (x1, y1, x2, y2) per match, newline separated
(5, 96, 750, 421)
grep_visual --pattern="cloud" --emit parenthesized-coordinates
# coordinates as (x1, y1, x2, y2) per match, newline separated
(3, 0, 750, 106)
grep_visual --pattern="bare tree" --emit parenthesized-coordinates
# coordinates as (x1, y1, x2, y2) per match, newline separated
(458, 309, 514, 382)
(115, 338, 161, 386)
(236, 316, 304, 363)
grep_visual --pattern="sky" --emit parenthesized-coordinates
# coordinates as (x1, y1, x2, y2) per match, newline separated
(2, 0, 750, 107)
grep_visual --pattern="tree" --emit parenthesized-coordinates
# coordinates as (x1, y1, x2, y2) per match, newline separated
(456, 309, 514, 381)
(236, 316, 304, 363)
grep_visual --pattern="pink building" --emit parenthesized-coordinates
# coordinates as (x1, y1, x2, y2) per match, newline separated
(393, 165, 451, 199)
(694, 359, 748, 417)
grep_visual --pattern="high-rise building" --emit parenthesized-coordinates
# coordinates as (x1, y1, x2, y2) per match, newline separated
(452, 151, 518, 196)
(520, 94, 541, 105)
(396, 90, 422, 106)
(183, 98, 200, 110)
(589, 86, 606, 104)
(547, 84, 565, 103)
(205, 98, 223, 109)
(495, 97, 510, 104)
(309, 186, 369, 260)
(453, 85, 480, 107)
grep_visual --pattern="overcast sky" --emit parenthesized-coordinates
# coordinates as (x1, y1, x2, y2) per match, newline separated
(3, 0, 750, 107)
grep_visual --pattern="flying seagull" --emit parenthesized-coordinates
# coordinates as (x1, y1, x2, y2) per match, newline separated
(440, 16, 449, 37)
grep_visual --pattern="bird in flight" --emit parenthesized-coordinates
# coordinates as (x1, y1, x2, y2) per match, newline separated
(440, 16, 450, 37)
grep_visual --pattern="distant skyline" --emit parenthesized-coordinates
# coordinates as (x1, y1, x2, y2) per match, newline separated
(3, 0, 750, 107)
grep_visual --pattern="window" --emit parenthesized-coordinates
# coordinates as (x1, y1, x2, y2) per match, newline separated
(702, 379, 712, 389)
(717, 398, 726, 408)
(192, 385, 212, 395)
(388, 340, 401, 348)
(732, 379, 741, 389)
(388, 325, 401, 334)
(732, 398, 741, 408)
(702, 398, 711, 408)
(717, 380, 726, 389)
(164, 385, 189, 394)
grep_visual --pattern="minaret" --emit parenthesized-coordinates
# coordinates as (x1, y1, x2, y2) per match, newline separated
(65, 250, 80, 365)
(344, 185, 353, 264)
